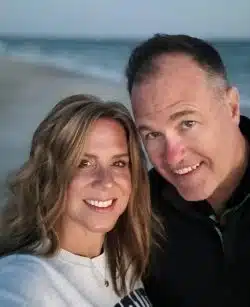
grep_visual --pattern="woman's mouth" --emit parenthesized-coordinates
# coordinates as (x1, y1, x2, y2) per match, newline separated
(84, 199, 115, 209)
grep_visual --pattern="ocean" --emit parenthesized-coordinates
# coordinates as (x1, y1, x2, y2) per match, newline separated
(0, 36, 250, 201)
(0, 36, 250, 105)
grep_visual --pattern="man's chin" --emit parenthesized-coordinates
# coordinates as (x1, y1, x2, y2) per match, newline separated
(177, 187, 211, 202)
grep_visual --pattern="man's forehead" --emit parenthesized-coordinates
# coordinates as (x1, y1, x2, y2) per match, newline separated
(132, 98, 169, 118)
(131, 79, 190, 120)
(131, 63, 210, 118)
(131, 80, 170, 117)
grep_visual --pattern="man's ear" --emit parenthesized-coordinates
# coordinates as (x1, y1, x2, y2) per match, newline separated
(226, 86, 240, 124)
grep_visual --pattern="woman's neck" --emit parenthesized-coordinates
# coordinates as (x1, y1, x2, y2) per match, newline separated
(57, 219, 105, 258)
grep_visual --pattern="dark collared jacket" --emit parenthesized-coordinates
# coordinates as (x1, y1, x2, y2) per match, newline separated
(144, 115, 250, 307)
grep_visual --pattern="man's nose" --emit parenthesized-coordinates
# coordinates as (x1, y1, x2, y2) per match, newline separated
(163, 138, 186, 166)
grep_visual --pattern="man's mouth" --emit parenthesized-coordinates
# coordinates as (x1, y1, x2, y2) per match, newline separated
(172, 162, 202, 175)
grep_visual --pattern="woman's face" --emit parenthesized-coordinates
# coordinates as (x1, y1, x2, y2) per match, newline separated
(62, 118, 132, 238)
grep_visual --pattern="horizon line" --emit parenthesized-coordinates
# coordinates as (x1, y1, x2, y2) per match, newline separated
(0, 33, 249, 42)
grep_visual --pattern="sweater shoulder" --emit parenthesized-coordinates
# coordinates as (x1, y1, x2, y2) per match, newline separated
(0, 254, 56, 304)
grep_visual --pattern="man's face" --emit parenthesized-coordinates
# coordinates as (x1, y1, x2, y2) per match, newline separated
(131, 54, 241, 202)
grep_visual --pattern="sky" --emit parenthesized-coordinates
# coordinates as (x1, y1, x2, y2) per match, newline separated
(0, 0, 249, 39)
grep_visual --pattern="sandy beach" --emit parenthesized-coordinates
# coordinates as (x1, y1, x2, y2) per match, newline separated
(1, 56, 250, 204)
(0, 56, 131, 202)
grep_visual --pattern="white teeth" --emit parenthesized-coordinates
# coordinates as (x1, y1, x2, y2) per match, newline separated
(85, 199, 113, 208)
(173, 163, 201, 175)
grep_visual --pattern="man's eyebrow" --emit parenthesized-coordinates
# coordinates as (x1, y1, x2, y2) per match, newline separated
(138, 125, 153, 133)
(169, 109, 197, 121)
(82, 153, 96, 159)
(137, 110, 197, 133)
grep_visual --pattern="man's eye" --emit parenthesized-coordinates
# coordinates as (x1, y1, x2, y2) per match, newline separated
(144, 132, 161, 140)
(181, 120, 196, 130)
(78, 160, 92, 168)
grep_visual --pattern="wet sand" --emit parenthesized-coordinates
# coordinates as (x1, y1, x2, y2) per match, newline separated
(0, 56, 131, 203)
(0, 56, 250, 204)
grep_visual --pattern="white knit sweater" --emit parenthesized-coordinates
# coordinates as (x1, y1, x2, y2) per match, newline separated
(0, 250, 152, 306)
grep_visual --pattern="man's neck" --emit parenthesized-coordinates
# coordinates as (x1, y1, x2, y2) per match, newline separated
(208, 136, 249, 215)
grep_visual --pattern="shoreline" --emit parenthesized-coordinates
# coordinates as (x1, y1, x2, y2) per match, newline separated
(0, 56, 130, 202)
(0, 56, 250, 202)
(0, 55, 125, 85)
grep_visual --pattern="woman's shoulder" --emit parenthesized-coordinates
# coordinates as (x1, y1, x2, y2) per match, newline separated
(0, 253, 48, 274)
(0, 254, 53, 305)
(0, 253, 54, 290)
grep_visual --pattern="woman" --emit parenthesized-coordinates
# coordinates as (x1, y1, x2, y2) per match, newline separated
(0, 94, 161, 306)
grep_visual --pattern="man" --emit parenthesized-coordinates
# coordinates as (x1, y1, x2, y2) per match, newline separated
(125, 34, 250, 307)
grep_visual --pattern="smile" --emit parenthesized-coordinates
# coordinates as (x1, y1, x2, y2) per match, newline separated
(172, 162, 201, 175)
(84, 199, 114, 208)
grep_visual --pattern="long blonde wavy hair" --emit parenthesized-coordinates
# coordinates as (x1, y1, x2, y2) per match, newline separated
(0, 94, 162, 295)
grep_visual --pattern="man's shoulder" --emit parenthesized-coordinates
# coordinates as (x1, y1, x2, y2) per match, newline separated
(148, 168, 185, 211)
(240, 115, 250, 139)
(148, 168, 171, 211)
(148, 168, 165, 185)
(148, 168, 172, 193)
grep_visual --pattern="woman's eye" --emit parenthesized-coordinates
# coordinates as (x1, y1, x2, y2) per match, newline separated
(78, 160, 92, 168)
(144, 131, 161, 140)
(113, 160, 129, 168)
